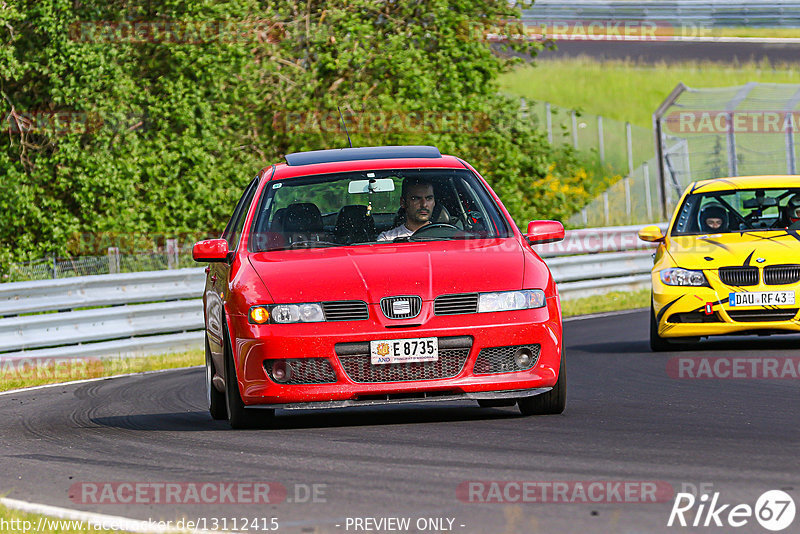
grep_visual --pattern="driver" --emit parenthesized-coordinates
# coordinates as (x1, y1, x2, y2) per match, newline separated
(784, 194, 800, 227)
(377, 178, 435, 241)
(699, 204, 728, 233)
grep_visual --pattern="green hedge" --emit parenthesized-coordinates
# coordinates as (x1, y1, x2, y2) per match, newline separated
(0, 1, 604, 269)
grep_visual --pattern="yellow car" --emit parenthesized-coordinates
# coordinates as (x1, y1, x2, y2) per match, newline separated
(639, 176, 800, 351)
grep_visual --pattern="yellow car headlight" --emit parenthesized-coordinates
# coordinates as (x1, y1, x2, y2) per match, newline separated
(660, 268, 709, 287)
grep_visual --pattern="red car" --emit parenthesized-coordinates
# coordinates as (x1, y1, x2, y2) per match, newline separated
(193, 146, 566, 428)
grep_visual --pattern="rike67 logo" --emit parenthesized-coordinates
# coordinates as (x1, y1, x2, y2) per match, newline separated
(668, 490, 796, 531)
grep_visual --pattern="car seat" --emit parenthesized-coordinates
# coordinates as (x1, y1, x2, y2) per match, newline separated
(283, 203, 324, 232)
(334, 205, 376, 244)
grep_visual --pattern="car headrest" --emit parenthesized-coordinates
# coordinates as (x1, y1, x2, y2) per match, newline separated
(334, 205, 375, 242)
(283, 203, 323, 232)
(271, 208, 287, 231)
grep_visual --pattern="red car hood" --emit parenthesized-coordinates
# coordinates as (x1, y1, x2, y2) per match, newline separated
(249, 239, 524, 303)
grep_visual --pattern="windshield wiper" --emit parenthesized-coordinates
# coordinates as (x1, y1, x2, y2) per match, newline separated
(267, 241, 341, 251)
(396, 234, 485, 243)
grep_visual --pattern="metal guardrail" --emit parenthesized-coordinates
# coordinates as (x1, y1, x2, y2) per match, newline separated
(523, 1, 800, 28)
(0, 269, 206, 362)
(0, 226, 662, 362)
(0, 268, 205, 316)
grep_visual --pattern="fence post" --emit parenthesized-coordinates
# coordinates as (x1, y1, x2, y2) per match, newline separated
(108, 247, 120, 274)
(598, 116, 605, 164)
(643, 161, 653, 221)
(726, 111, 738, 177)
(571, 110, 578, 149)
(582, 208, 588, 227)
(603, 192, 609, 226)
(626, 122, 634, 177)
(166, 239, 179, 270)
(786, 112, 797, 175)
(52, 253, 57, 279)
(545, 102, 553, 145)
(624, 177, 632, 223)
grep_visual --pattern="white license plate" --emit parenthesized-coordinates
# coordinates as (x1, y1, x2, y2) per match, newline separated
(729, 291, 796, 307)
(370, 337, 438, 365)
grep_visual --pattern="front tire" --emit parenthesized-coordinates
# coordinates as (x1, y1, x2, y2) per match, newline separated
(649, 304, 672, 352)
(223, 323, 274, 429)
(518, 351, 566, 415)
(206, 335, 227, 420)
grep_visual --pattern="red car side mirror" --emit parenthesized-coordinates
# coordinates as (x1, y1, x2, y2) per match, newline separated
(192, 239, 230, 262)
(526, 220, 565, 244)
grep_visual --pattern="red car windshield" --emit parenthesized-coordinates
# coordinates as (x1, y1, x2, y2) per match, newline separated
(248, 169, 510, 251)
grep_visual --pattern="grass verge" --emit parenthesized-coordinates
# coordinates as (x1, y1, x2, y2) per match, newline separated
(499, 57, 800, 128)
(0, 350, 203, 393)
(561, 288, 650, 317)
(706, 27, 800, 39)
(0, 502, 132, 533)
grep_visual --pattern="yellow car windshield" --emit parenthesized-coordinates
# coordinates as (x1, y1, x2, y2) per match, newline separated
(672, 188, 800, 235)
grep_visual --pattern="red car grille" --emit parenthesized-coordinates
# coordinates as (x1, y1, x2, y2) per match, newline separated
(263, 358, 337, 384)
(335, 336, 472, 383)
(321, 300, 369, 321)
(380, 296, 422, 319)
(473, 344, 540, 374)
(434, 293, 479, 315)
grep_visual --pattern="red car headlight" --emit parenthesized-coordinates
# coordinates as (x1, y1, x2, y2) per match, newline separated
(477, 290, 546, 312)
(249, 303, 326, 324)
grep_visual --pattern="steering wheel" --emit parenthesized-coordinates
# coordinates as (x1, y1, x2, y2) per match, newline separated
(412, 223, 460, 236)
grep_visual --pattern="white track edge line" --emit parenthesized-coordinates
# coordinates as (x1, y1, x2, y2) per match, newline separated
(0, 496, 229, 533)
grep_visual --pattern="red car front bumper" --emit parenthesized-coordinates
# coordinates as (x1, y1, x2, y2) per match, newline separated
(226, 301, 562, 406)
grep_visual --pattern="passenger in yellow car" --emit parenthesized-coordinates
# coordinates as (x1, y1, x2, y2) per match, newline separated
(784, 194, 800, 227)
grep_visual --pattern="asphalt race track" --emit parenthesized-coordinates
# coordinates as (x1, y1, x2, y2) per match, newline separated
(2, 310, 798, 533)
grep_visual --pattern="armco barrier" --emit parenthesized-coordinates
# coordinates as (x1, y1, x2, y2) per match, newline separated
(0, 225, 663, 362)
(535, 223, 666, 298)
(0, 268, 206, 363)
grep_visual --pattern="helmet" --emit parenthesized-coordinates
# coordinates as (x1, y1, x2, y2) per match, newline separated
(787, 194, 800, 224)
(699, 204, 728, 232)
